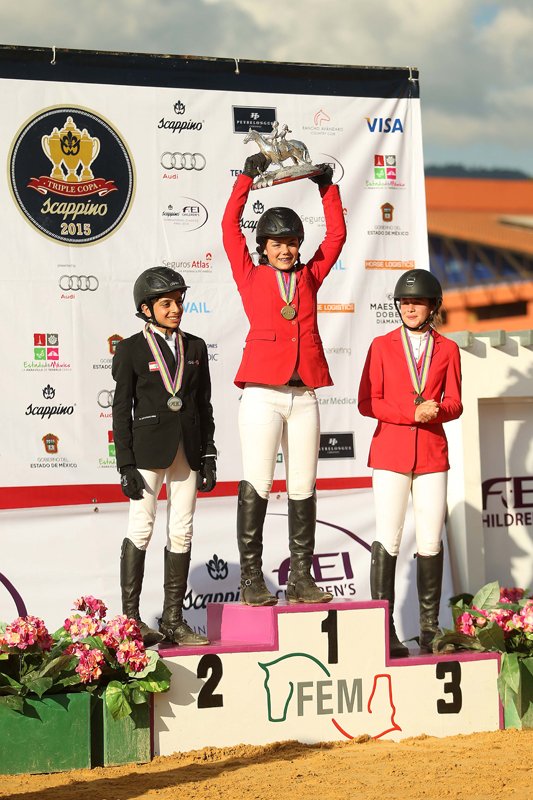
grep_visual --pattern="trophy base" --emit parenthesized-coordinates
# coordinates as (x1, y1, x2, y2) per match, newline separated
(251, 164, 324, 190)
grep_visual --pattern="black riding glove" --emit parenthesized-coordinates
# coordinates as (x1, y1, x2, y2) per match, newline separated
(310, 164, 334, 187)
(197, 457, 217, 493)
(119, 465, 144, 500)
(243, 153, 269, 178)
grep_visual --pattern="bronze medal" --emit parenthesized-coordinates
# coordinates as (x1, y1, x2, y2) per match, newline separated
(167, 396, 183, 412)
(414, 395, 426, 406)
(281, 304, 296, 320)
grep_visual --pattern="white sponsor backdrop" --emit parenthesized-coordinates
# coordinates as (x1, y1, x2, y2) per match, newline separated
(0, 489, 454, 642)
(0, 53, 443, 634)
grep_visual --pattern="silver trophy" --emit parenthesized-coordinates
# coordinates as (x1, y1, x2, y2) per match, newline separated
(244, 122, 325, 190)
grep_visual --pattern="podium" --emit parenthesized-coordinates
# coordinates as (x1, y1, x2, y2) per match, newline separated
(153, 600, 502, 754)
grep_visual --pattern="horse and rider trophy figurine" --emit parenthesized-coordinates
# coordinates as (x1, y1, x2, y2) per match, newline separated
(244, 122, 326, 189)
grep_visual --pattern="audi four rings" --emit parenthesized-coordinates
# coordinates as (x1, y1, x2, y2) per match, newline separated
(59, 275, 99, 291)
(161, 152, 206, 170)
(97, 390, 115, 408)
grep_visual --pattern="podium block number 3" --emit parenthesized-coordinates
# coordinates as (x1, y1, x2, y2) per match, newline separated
(436, 661, 462, 714)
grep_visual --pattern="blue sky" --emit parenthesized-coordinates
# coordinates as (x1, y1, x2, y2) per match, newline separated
(1, 0, 532, 174)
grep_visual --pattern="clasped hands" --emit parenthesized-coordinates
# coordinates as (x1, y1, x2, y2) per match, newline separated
(414, 399, 439, 424)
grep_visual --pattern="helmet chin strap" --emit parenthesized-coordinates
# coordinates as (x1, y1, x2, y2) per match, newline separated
(143, 298, 183, 332)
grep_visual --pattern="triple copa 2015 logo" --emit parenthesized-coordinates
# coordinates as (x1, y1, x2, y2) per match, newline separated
(9, 106, 135, 245)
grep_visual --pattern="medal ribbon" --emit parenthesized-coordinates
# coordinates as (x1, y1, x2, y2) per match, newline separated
(144, 324, 184, 397)
(400, 327, 434, 399)
(274, 269, 296, 306)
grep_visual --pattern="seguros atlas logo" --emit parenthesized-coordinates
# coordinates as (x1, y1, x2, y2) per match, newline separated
(161, 253, 213, 273)
(9, 106, 135, 245)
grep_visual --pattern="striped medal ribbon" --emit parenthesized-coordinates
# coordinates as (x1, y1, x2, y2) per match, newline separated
(275, 269, 297, 320)
(400, 327, 434, 405)
(145, 324, 184, 411)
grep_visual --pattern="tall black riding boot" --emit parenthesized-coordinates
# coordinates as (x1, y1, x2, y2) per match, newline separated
(159, 549, 209, 646)
(417, 545, 444, 653)
(286, 493, 333, 604)
(370, 541, 409, 658)
(237, 480, 277, 606)
(120, 538, 164, 647)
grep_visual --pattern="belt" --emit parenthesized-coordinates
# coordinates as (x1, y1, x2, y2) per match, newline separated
(286, 379, 306, 387)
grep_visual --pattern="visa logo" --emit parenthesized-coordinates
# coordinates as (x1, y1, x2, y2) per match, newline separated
(365, 117, 404, 133)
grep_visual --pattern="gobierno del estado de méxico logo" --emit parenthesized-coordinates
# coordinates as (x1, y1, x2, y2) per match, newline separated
(8, 106, 135, 245)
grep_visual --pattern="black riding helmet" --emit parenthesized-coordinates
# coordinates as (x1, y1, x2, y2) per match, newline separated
(256, 206, 304, 250)
(393, 269, 443, 331)
(134, 266, 189, 325)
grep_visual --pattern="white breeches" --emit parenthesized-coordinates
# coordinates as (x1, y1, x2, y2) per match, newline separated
(239, 383, 320, 500)
(126, 443, 198, 553)
(372, 468, 448, 557)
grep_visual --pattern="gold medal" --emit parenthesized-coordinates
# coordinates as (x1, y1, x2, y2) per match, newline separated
(281, 304, 296, 320)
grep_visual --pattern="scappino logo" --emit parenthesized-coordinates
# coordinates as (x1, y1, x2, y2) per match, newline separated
(9, 106, 135, 245)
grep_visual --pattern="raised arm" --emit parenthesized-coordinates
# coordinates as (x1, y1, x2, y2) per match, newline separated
(222, 157, 267, 288)
(307, 166, 347, 286)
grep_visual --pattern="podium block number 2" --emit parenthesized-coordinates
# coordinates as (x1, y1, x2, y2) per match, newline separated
(197, 654, 224, 708)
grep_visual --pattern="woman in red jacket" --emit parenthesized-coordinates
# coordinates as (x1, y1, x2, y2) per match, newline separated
(222, 153, 347, 607)
(358, 269, 462, 656)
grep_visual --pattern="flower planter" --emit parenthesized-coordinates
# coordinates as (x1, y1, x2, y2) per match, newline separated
(0, 692, 91, 775)
(0, 595, 169, 773)
(91, 690, 152, 766)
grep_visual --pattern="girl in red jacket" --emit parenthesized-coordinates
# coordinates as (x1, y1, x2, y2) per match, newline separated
(358, 269, 462, 656)
(222, 154, 347, 607)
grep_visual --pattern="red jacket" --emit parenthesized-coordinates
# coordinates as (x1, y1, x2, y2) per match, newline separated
(222, 174, 347, 389)
(358, 327, 463, 474)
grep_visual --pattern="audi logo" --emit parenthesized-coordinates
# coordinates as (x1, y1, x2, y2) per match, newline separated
(97, 389, 115, 408)
(161, 152, 206, 171)
(59, 275, 99, 291)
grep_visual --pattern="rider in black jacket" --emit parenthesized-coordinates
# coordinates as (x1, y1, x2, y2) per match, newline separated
(112, 266, 216, 646)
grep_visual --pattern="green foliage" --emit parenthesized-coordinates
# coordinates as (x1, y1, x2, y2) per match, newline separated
(435, 581, 533, 729)
(0, 598, 172, 719)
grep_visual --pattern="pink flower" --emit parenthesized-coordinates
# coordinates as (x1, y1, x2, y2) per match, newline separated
(65, 642, 105, 683)
(115, 640, 149, 672)
(456, 612, 476, 636)
(487, 607, 515, 635)
(77, 647, 105, 683)
(1, 615, 53, 651)
(518, 602, 533, 633)
(102, 615, 143, 648)
(64, 614, 104, 642)
(72, 596, 107, 620)
(500, 587, 525, 604)
(507, 613, 525, 632)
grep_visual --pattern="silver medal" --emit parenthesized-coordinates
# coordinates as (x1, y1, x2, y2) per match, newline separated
(167, 396, 183, 412)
